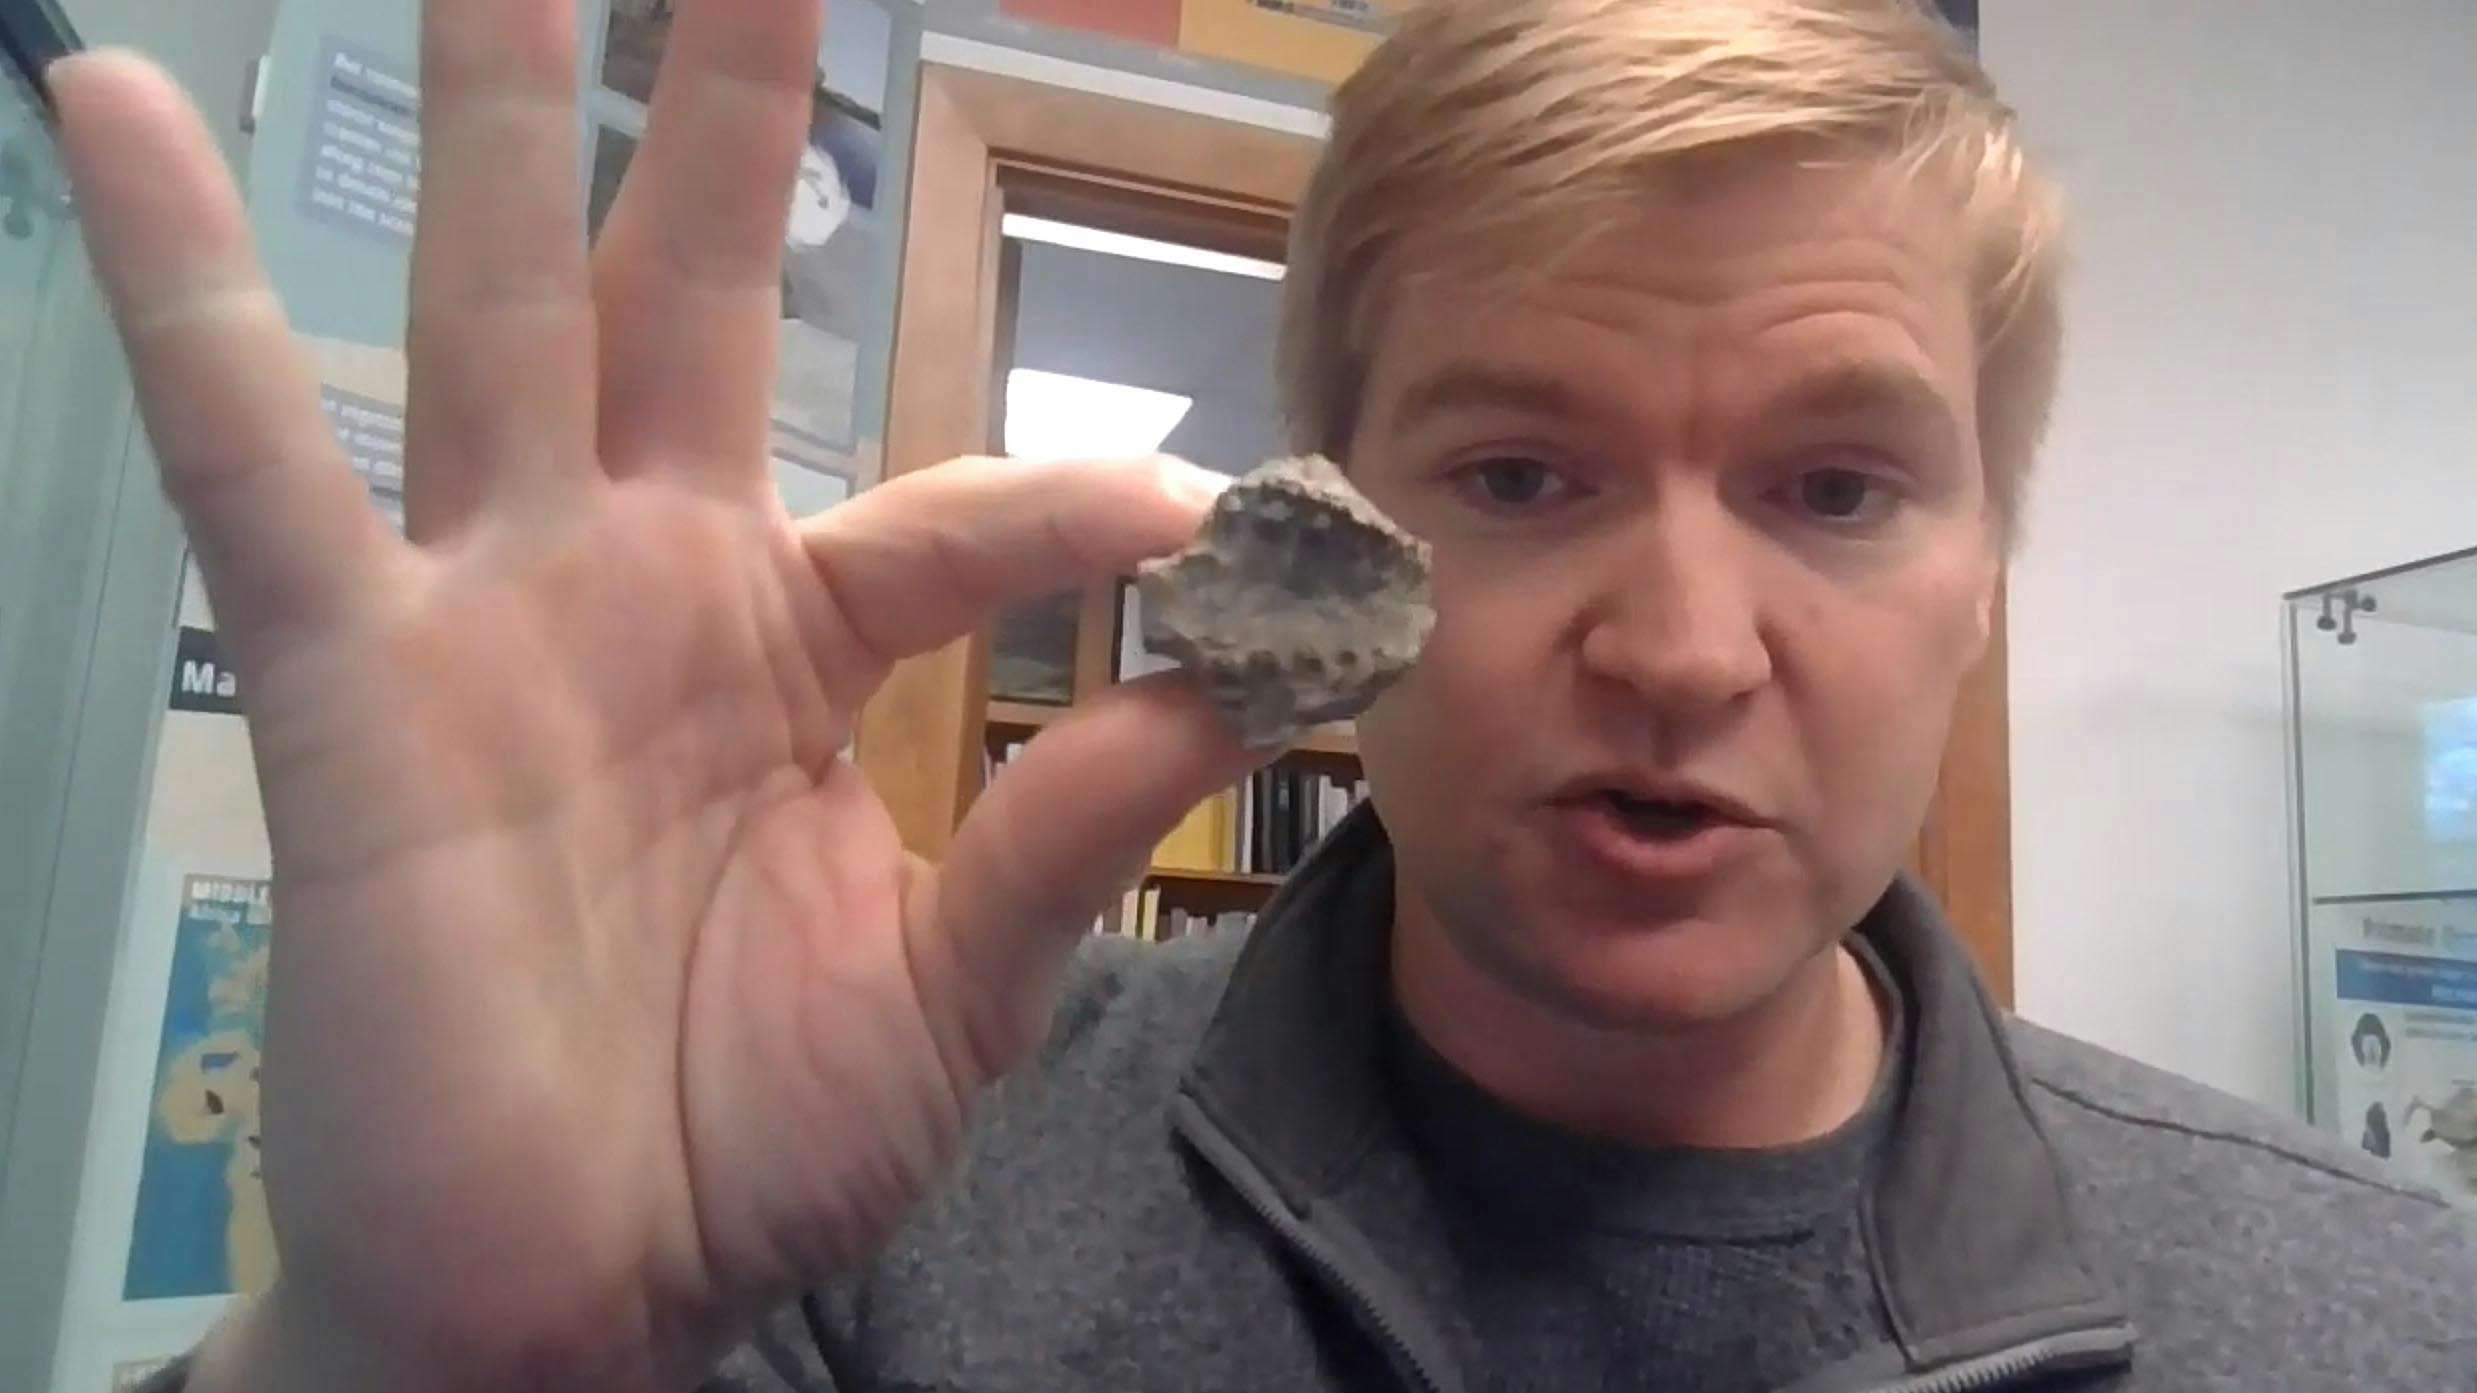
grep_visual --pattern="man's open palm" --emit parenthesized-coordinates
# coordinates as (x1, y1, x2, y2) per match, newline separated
(51, 4, 1261, 1389)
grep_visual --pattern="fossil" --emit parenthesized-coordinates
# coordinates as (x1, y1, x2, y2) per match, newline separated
(1135, 454, 1434, 749)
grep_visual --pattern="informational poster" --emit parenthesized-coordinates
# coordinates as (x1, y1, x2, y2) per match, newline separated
(121, 877, 275, 1303)
(2315, 896, 2477, 1205)
(999, 0, 1397, 84)
(46, 619, 273, 1393)
(593, 0, 892, 479)
(297, 39, 421, 246)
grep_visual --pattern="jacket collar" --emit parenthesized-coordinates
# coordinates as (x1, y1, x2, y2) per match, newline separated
(1175, 804, 2132, 1375)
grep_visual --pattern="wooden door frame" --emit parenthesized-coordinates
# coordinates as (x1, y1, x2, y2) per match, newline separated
(851, 61, 2017, 1005)
(852, 63, 1318, 859)
(1916, 583, 2013, 1004)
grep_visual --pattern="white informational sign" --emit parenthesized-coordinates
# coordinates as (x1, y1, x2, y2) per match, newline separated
(2311, 895, 2477, 1205)
(298, 39, 421, 245)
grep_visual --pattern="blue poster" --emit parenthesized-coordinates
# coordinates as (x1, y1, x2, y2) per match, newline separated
(122, 876, 276, 1301)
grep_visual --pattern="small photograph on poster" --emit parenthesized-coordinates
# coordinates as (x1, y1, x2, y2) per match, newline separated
(594, 0, 892, 454)
(121, 875, 276, 1302)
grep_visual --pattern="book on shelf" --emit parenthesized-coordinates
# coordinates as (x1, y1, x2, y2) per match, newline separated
(1236, 764, 1366, 876)
(1096, 893, 1257, 942)
(983, 738, 1028, 789)
(987, 730, 1368, 881)
(1153, 791, 1231, 873)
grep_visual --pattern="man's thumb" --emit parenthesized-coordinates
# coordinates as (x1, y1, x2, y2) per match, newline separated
(909, 670, 1278, 1083)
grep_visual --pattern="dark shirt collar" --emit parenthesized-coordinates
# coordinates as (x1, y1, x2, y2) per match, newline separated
(1378, 937, 1906, 1242)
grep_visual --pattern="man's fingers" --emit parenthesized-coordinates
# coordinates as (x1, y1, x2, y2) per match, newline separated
(922, 673, 1273, 1082)
(51, 50, 400, 653)
(402, 0, 599, 540)
(591, 0, 823, 478)
(801, 455, 1232, 677)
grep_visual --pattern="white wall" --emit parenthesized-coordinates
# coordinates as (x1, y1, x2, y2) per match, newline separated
(1985, 0, 2477, 1108)
(55, 0, 281, 162)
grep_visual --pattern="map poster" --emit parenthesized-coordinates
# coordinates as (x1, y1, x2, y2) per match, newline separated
(2315, 896, 2477, 1205)
(121, 876, 276, 1301)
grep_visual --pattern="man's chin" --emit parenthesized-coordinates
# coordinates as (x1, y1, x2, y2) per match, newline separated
(1504, 913, 1826, 1034)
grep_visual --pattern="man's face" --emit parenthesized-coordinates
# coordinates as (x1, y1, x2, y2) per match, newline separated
(1346, 156, 1999, 1031)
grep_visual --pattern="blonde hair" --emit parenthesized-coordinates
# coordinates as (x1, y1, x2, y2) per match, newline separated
(1278, 0, 2064, 551)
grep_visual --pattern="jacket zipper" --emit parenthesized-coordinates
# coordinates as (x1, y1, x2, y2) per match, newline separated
(1259, 1202, 1446, 1393)
(1172, 1094, 1452, 1393)
(1864, 1326, 2137, 1393)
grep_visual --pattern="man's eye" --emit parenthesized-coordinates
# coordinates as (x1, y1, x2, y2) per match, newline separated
(1791, 466, 1896, 523)
(1456, 457, 1573, 509)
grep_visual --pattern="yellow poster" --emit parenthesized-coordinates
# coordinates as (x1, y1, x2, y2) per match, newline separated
(1177, 0, 1398, 85)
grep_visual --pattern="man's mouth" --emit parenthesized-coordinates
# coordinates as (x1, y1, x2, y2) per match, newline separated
(1593, 789, 1732, 841)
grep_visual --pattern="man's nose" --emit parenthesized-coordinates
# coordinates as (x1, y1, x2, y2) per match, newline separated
(1574, 501, 1773, 714)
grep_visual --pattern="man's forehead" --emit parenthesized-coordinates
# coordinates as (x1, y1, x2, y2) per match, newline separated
(1374, 156, 1970, 300)
(1357, 185, 1977, 433)
(1374, 347, 1961, 434)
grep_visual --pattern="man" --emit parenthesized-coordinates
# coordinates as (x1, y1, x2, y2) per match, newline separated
(51, 0, 2471, 1390)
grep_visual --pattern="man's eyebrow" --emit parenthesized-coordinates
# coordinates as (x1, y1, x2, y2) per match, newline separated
(1389, 361, 1594, 428)
(1760, 360, 1955, 427)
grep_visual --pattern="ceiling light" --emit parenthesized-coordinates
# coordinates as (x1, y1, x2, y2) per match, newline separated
(1004, 368, 1195, 462)
(1002, 213, 1285, 281)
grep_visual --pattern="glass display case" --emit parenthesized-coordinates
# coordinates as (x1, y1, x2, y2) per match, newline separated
(2285, 545, 2477, 1204)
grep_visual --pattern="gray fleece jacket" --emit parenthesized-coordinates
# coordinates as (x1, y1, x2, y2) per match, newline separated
(711, 807, 2476, 1393)
(145, 808, 2477, 1393)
